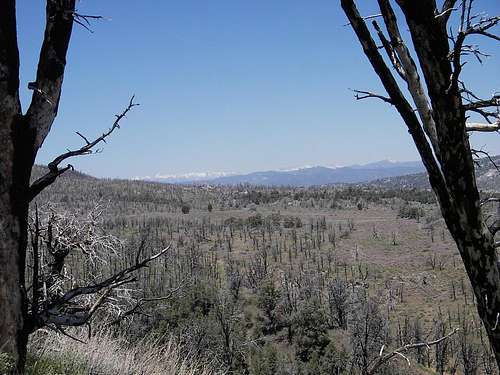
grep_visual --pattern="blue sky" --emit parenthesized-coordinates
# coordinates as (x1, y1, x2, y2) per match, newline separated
(16, 0, 499, 178)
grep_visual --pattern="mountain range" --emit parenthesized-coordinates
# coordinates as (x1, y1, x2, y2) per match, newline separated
(33, 155, 499, 191)
(144, 160, 425, 187)
(366, 156, 500, 192)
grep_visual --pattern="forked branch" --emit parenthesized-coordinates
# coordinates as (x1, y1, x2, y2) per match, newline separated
(107, 280, 188, 326)
(368, 328, 459, 375)
(352, 89, 394, 105)
(72, 11, 104, 33)
(32, 245, 171, 331)
(340, 0, 452, 215)
(28, 96, 139, 201)
(449, 11, 499, 90)
(437, 0, 458, 24)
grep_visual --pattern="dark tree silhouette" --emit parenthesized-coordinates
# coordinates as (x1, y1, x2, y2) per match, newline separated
(0, 1, 138, 372)
(341, 0, 500, 366)
(1, 1, 75, 370)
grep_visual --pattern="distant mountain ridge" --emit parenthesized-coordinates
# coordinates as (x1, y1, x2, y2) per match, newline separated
(145, 160, 425, 187)
(33, 156, 499, 191)
(365, 156, 500, 192)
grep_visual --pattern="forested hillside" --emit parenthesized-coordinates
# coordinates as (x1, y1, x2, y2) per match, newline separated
(23, 169, 498, 374)
(2, 1, 498, 373)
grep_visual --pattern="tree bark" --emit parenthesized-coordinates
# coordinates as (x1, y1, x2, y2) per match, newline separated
(341, 0, 500, 366)
(396, 1, 500, 362)
(0, 1, 28, 371)
(0, 1, 74, 372)
(0, 117, 34, 372)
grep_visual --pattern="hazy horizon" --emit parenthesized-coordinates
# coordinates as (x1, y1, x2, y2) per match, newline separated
(17, 1, 499, 179)
(37, 157, 425, 181)
(133, 158, 424, 181)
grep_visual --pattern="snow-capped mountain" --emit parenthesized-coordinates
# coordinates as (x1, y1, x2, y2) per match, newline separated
(143, 160, 425, 186)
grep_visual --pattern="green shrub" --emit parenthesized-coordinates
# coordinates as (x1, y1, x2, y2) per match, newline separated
(249, 344, 279, 375)
(247, 214, 263, 228)
(265, 213, 282, 228)
(283, 216, 302, 228)
(257, 279, 282, 335)
(0, 352, 15, 375)
(25, 352, 87, 375)
(293, 302, 330, 362)
(398, 202, 424, 220)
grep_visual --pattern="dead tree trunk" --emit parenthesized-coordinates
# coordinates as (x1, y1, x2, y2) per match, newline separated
(341, 0, 500, 366)
(0, 119, 34, 371)
(0, 0, 75, 371)
(1, 2, 32, 369)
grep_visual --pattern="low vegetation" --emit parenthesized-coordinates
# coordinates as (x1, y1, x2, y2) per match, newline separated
(24, 329, 216, 375)
(18, 171, 498, 374)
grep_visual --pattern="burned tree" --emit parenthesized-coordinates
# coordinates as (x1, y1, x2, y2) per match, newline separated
(341, 0, 500, 365)
(0, 1, 141, 372)
(26, 205, 172, 333)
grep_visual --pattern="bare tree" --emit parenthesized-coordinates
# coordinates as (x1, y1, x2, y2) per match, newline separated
(326, 278, 350, 329)
(0, 1, 137, 371)
(213, 290, 242, 370)
(369, 328, 459, 375)
(27, 205, 171, 329)
(341, 0, 500, 365)
(350, 295, 390, 374)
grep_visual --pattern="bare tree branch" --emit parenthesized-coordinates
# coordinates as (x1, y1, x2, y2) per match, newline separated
(28, 96, 139, 201)
(107, 280, 188, 326)
(481, 198, 500, 206)
(466, 121, 500, 132)
(72, 11, 104, 33)
(32, 244, 171, 331)
(470, 148, 499, 171)
(25, 0, 76, 151)
(54, 245, 169, 308)
(490, 220, 500, 236)
(449, 13, 499, 91)
(343, 0, 500, 364)
(352, 89, 394, 104)
(438, 0, 458, 24)
(371, 21, 406, 80)
(376, 0, 440, 156)
(368, 328, 459, 375)
(343, 13, 382, 27)
(462, 93, 500, 125)
(340, 0, 452, 216)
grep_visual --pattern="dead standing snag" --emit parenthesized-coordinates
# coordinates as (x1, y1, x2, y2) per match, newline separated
(0, 1, 137, 371)
(341, 0, 500, 366)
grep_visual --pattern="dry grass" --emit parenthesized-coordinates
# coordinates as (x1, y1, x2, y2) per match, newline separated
(27, 329, 221, 375)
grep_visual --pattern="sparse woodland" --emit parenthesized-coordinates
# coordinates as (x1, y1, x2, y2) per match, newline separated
(341, 0, 500, 366)
(0, 0, 499, 374)
(14, 171, 498, 374)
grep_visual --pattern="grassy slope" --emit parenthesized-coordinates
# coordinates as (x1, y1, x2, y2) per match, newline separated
(25, 330, 218, 375)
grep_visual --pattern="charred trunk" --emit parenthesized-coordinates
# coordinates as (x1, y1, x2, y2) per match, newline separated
(453, 227, 500, 364)
(0, 114, 34, 372)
